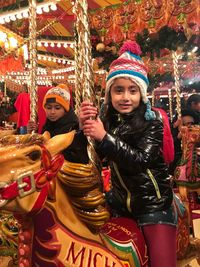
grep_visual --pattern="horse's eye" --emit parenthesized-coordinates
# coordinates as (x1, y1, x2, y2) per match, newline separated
(27, 150, 41, 161)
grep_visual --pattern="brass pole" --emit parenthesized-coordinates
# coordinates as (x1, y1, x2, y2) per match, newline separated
(172, 51, 181, 119)
(29, 0, 37, 123)
(168, 89, 173, 122)
(73, 0, 102, 184)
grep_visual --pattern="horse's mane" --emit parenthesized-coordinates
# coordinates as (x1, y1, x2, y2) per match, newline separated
(0, 131, 110, 232)
(58, 160, 110, 232)
(0, 133, 45, 147)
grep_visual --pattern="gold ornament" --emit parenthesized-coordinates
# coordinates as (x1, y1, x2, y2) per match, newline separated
(96, 43, 105, 52)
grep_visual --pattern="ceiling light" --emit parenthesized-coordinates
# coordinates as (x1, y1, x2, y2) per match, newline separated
(4, 42, 9, 49)
(192, 46, 198, 53)
(16, 13, 22, 19)
(4, 16, 11, 23)
(36, 7, 43, 14)
(50, 4, 57, 11)
(9, 37, 18, 48)
(0, 31, 7, 42)
(10, 15, 16, 21)
(43, 5, 50, 13)
(23, 11, 29, 18)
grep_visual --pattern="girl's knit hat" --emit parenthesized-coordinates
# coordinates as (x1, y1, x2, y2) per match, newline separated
(43, 84, 71, 112)
(105, 40, 156, 120)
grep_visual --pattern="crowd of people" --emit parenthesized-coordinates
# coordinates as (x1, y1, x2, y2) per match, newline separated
(18, 40, 200, 267)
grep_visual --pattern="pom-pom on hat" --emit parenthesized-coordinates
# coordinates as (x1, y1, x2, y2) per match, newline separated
(43, 84, 71, 112)
(105, 40, 155, 120)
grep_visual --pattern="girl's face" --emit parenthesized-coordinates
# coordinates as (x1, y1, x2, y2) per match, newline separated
(110, 78, 141, 114)
(45, 102, 65, 121)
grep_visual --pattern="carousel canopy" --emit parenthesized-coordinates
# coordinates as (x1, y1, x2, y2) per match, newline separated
(0, 0, 199, 93)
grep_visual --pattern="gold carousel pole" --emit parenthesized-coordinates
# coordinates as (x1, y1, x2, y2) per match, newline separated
(29, 0, 37, 123)
(172, 51, 181, 119)
(73, 0, 102, 182)
(74, 15, 83, 114)
(168, 89, 173, 122)
(73, 0, 95, 105)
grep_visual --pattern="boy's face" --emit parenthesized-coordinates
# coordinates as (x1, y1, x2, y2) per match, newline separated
(44, 102, 65, 121)
(191, 102, 200, 113)
(182, 115, 194, 127)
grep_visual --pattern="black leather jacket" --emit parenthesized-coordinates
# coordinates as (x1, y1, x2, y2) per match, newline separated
(96, 111, 173, 216)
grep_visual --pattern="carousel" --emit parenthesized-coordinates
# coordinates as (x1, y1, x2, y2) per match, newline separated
(0, 0, 199, 266)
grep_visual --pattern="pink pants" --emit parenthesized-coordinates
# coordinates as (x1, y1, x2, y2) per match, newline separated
(142, 224, 177, 267)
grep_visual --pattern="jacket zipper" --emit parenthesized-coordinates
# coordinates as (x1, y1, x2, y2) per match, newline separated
(113, 162, 132, 213)
(147, 169, 161, 199)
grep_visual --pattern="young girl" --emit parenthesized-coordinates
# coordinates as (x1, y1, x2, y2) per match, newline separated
(79, 41, 177, 267)
(28, 84, 88, 163)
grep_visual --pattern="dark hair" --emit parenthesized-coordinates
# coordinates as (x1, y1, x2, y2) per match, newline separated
(181, 109, 199, 124)
(186, 94, 200, 108)
(103, 100, 149, 135)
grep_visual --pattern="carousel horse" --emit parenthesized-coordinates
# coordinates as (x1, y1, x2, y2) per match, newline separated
(174, 125, 200, 243)
(0, 130, 198, 267)
(174, 126, 200, 215)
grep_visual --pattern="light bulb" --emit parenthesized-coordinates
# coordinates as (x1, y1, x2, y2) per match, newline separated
(36, 7, 42, 14)
(43, 5, 50, 13)
(10, 15, 16, 21)
(16, 13, 22, 19)
(50, 4, 57, 11)
(23, 11, 29, 18)
(4, 16, 11, 23)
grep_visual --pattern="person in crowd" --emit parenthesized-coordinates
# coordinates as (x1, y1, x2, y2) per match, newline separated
(27, 84, 88, 163)
(169, 109, 199, 174)
(79, 41, 177, 267)
(186, 93, 200, 124)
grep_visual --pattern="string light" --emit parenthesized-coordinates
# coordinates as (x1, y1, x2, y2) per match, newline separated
(37, 39, 75, 49)
(43, 5, 50, 13)
(37, 54, 75, 65)
(0, 1, 58, 24)
(51, 66, 75, 74)
(50, 4, 57, 11)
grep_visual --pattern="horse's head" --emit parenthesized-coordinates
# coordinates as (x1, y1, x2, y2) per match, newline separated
(0, 131, 75, 214)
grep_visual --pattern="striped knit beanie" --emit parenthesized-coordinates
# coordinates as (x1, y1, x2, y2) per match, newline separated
(105, 40, 155, 120)
(43, 84, 71, 112)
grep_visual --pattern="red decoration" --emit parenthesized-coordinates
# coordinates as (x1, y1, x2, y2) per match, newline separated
(90, 0, 200, 44)
(0, 56, 24, 75)
(119, 40, 142, 55)
(0, 0, 16, 8)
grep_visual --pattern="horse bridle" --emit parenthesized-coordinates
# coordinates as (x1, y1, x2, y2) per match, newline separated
(0, 146, 64, 210)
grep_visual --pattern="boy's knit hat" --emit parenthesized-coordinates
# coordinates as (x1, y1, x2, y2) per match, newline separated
(105, 40, 155, 120)
(43, 84, 71, 112)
